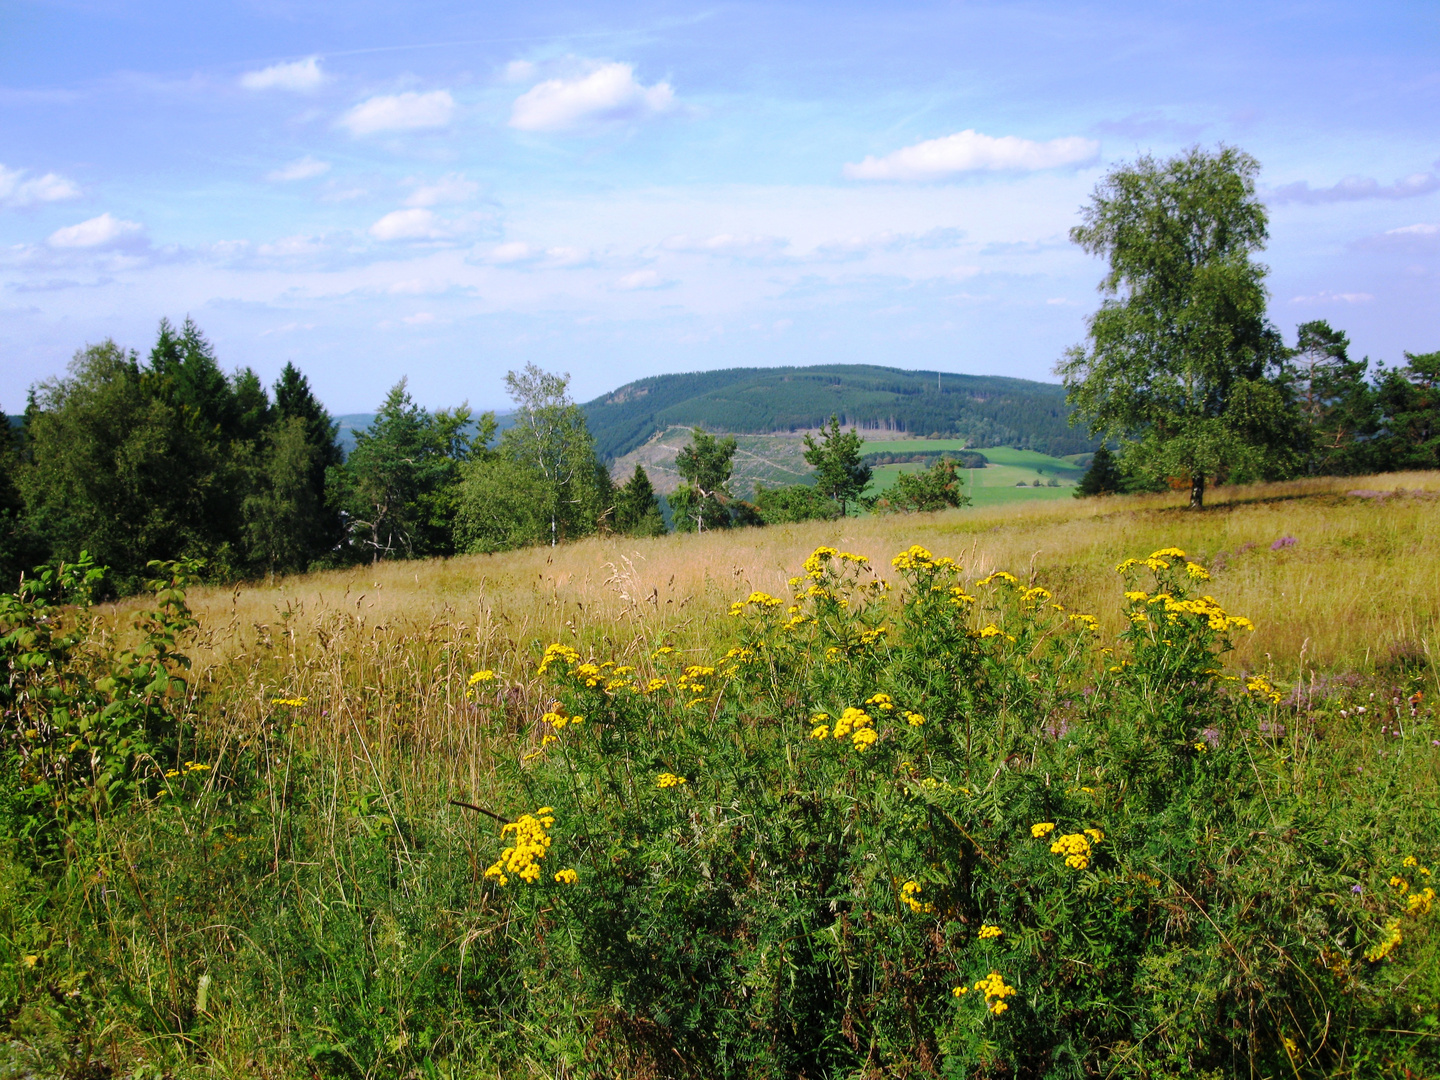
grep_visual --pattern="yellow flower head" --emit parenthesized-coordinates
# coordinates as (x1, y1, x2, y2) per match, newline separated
(553, 868, 578, 885)
(1031, 822, 1056, 838)
(468, 670, 497, 686)
(977, 924, 1003, 940)
(656, 772, 688, 789)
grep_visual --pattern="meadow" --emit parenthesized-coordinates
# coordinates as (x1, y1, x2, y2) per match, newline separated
(3, 471, 1440, 1079)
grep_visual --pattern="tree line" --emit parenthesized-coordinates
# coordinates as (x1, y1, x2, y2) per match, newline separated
(0, 329, 967, 594)
(1063, 145, 1439, 505)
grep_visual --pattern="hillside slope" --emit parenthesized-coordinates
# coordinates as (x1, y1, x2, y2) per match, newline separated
(580, 364, 1095, 460)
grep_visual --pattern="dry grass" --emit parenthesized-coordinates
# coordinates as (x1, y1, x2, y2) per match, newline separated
(118, 470, 1439, 805)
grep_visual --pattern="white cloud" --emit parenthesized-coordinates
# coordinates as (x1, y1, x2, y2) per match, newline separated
(502, 60, 537, 83)
(1268, 173, 1440, 204)
(614, 269, 669, 290)
(480, 241, 588, 267)
(662, 233, 789, 258)
(1352, 222, 1440, 253)
(341, 91, 455, 136)
(844, 130, 1099, 180)
(370, 208, 448, 241)
(405, 173, 480, 207)
(1290, 290, 1375, 304)
(402, 312, 437, 325)
(47, 213, 143, 249)
(510, 62, 674, 133)
(240, 56, 325, 92)
(266, 156, 331, 182)
(0, 164, 82, 207)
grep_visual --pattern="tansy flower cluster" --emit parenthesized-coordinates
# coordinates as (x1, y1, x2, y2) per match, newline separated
(899, 879, 935, 914)
(977, 924, 1003, 940)
(958, 971, 1017, 1014)
(891, 545, 957, 572)
(810, 706, 878, 751)
(271, 696, 307, 707)
(1045, 828, 1103, 870)
(539, 643, 580, 675)
(484, 808, 555, 886)
(656, 772, 687, 789)
(1245, 676, 1283, 704)
(728, 591, 783, 617)
(541, 707, 584, 730)
(467, 670, 497, 687)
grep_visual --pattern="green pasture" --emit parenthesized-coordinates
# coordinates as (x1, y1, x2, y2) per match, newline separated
(865, 444, 1086, 508)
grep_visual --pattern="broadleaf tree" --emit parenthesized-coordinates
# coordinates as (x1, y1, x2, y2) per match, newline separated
(1058, 146, 1303, 508)
(672, 428, 737, 532)
(802, 415, 871, 515)
(500, 364, 606, 546)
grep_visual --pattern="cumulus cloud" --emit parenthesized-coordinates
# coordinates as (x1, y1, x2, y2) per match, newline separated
(1, 164, 81, 207)
(370, 208, 449, 241)
(47, 213, 143, 249)
(1269, 172, 1440, 204)
(614, 269, 669, 290)
(510, 62, 674, 133)
(341, 91, 455, 136)
(405, 173, 480, 207)
(266, 156, 331, 182)
(844, 130, 1098, 180)
(1352, 222, 1440, 253)
(241, 56, 325, 92)
(502, 60, 537, 83)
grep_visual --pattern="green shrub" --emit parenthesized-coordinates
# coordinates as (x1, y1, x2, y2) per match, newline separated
(470, 544, 1440, 1078)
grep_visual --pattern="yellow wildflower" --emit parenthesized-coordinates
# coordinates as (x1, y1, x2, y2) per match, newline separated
(1365, 918, 1403, 962)
(271, 696, 308, 707)
(468, 670, 497, 686)
(977, 924, 1003, 940)
(1407, 887, 1434, 915)
(899, 879, 935, 914)
(1031, 822, 1056, 838)
(656, 772, 687, 789)
(553, 868, 578, 885)
(904, 710, 926, 727)
(972, 971, 1017, 1015)
(484, 808, 556, 886)
(810, 724, 830, 740)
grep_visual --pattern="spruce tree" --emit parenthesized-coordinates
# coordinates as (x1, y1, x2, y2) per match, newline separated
(1074, 445, 1122, 497)
(616, 464, 666, 536)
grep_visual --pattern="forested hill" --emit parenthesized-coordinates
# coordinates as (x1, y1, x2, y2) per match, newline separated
(579, 365, 1096, 460)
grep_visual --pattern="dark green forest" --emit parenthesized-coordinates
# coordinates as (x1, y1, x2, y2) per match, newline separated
(2, 314, 1437, 595)
(579, 364, 1099, 459)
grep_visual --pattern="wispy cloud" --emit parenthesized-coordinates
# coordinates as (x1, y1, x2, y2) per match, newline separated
(47, 213, 143, 249)
(1093, 112, 1206, 140)
(405, 173, 479, 207)
(1268, 171, 1440, 204)
(1290, 290, 1375, 304)
(340, 91, 455, 136)
(845, 130, 1098, 181)
(265, 156, 331, 182)
(1352, 222, 1440, 253)
(1, 164, 81, 207)
(661, 233, 789, 259)
(240, 56, 325, 92)
(510, 62, 674, 133)
(478, 241, 589, 267)
(613, 269, 670, 290)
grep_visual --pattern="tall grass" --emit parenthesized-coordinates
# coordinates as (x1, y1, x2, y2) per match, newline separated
(3, 472, 1437, 1078)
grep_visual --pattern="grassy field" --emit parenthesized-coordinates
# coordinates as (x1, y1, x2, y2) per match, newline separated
(5, 471, 1440, 1078)
(865, 444, 1087, 507)
(610, 431, 1088, 506)
(170, 469, 1440, 680)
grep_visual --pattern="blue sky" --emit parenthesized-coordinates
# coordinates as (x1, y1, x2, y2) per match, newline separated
(2, 0, 1437, 413)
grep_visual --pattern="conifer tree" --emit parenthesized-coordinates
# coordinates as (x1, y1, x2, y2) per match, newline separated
(616, 463, 666, 536)
(1074, 445, 1122, 497)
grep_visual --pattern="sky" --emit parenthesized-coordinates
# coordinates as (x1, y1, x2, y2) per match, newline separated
(1, 0, 1438, 413)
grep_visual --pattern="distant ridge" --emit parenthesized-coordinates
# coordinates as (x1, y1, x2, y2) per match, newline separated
(580, 364, 1095, 460)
